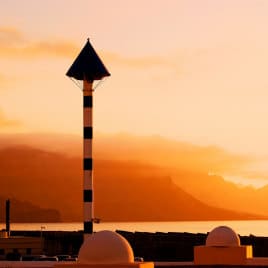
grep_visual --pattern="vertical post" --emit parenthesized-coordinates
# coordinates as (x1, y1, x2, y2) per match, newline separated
(83, 79, 93, 238)
(66, 39, 110, 239)
(5, 199, 10, 236)
(40, 225, 45, 253)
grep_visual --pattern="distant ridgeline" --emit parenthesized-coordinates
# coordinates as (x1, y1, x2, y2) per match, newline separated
(0, 138, 268, 222)
(0, 197, 61, 223)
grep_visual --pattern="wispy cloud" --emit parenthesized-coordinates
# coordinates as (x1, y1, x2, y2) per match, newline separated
(94, 133, 268, 185)
(0, 26, 24, 45)
(0, 26, 78, 58)
(95, 133, 253, 174)
(222, 163, 268, 181)
(0, 73, 7, 85)
(0, 41, 78, 59)
(0, 110, 20, 127)
(0, 72, 19, 89)
(103, 51, 180, 69)
(0, 26, 181, 73)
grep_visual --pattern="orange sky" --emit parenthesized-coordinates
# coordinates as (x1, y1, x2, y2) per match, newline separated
(1, 0, 268, 187)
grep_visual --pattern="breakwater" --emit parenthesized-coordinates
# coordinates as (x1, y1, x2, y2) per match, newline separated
(9, 230, 268, 261)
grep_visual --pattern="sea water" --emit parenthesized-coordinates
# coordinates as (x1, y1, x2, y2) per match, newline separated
(2, 221, 268, 236)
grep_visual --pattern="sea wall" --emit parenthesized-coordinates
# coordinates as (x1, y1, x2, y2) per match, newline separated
(9, 230, 268, 261)
(10, 230, 83, 257)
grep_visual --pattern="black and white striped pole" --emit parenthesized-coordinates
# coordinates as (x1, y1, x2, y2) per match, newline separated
(66, 39, 110, 239)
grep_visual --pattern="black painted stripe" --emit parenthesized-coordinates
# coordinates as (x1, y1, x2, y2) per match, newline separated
(83, 96, 92, 108)
(84, 126, 93, 139)
(84, 189, 93, 202)
(84, 158, 93, 170)
(84, 221, 93, 234)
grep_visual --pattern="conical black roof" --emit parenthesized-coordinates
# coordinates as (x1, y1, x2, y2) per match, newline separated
(66, 39, 110, 82)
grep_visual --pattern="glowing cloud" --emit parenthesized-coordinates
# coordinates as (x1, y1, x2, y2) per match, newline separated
(0, 26, 78, 58)
(0, 110, 20, 127)
(0, 73, 7, 86)
(0, 26, 24, 44)
(0, 26, 181, 72)
(103, 51, 179, 69)
(93, 133, 253, 176)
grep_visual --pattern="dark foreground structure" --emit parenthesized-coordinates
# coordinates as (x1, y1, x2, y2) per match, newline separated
(7, 230, 268, 262)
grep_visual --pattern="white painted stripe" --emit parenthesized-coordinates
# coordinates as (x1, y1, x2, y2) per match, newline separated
(84, 202, 93, 221)
(83, 80, 93, 93)
(83, 139, 92, 158)
(84, 233, 91, 240)
(83, 108, 93, 126)
(84, 171, 93, 189)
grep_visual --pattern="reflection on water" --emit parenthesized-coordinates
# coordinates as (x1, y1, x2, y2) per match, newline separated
(1, 220, 268, 236)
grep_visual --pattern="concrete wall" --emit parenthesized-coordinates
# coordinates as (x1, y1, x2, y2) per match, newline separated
(0, 236, 43, 260)
(7, 230, 268, 261)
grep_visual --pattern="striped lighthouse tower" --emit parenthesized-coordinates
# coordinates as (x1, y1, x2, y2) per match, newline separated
(66, 39, 110, 239)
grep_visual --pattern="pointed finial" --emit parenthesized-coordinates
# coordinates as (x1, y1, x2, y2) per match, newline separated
(66, 39, 110, 81)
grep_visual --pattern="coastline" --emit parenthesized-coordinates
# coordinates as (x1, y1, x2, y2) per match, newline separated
(3, 220, 268, 236)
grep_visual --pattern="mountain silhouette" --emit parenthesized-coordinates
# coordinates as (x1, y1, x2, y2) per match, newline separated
(0, 139, 266, 222)
(0, 197, 60, 223)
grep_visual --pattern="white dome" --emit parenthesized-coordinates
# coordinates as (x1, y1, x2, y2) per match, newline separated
(78, 230, 134, 264)
(206, 226, 240, 247)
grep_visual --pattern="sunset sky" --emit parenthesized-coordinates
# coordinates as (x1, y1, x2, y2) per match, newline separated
(1, 0, 268, 187)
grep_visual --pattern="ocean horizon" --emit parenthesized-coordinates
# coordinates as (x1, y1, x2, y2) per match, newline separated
(2, 220, 268, 237)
